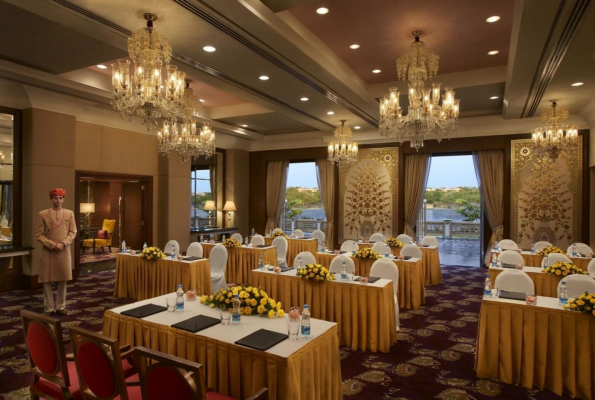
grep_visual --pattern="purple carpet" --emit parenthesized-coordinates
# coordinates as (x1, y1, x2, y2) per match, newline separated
(0, 266, 570, 399)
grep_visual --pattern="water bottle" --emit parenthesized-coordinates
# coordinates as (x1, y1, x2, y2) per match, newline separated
(559, 281, 568, 306)
(494, 240, 499, 252)
(385, 244, 390, 259)
(222, 234, 226, 242)
(572, 243, 577, 257)
(341, 261, 347, 281)
(176, 284, 184, 311)
(252, 227, 255, 237)
(352, 242, 357, 255)
(491, 252, 498, 267)
(244, 236, 249, 246)
(484, 274, 492, 298)
(531, 241, 535, 254)
(297, 256, 302, 269)
(301, 305, 311, 338)
(232, 294, 241, 324)
(355, 232, 359, 243)
(409, 237, 413, 245)
(321, 239, 325, 253)
(269, 229, 272, 237)
(258, 253, 264, 270)
(544, 254, 550, 269)
(200, 235, 204, 242)
(143, 242, 147, 251)
(171, 243, 176, 259)
(121, 240, 126, 253)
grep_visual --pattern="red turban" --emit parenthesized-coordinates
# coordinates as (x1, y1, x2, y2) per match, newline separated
(49, 188, 66, 198)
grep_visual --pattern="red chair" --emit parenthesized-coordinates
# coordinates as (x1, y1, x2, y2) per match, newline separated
(134, 346, 268, 400)
(69, 325, 141, 399)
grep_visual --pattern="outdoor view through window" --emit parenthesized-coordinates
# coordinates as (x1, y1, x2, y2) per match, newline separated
(281, 162, 323, 232)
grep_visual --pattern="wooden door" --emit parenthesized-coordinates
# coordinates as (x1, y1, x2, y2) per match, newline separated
(121, 183, 144, 250)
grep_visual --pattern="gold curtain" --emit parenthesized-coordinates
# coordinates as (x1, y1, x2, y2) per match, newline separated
(473, 151, 504, 267)
(265, 160, 289, 233)
(403, 154, 431, 240)
(315, 159, 336, 248)
(208, 164, 216, 204)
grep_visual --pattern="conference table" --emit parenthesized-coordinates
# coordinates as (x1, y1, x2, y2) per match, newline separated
(497, 250, 592, 271)
(315, 252, 425, 310)
(102, 294, 342, 400)
(475, 296, 595, 400)
(250, 268, 397, 353)
(263, 237, 318, 267)
(114, 254, 212, 300)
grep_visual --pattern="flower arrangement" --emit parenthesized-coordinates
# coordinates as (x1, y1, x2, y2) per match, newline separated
(564, 292, 595, 316)
(386, 238, 404, 248)
(139, 246, 165, 261)
(222, 238, 241, 248)
(296, 263, 335, 282)
(537, 246, 566, 256)
(543, 261, 587, 276)
(199, 285, 284, 318)
(271, 231, 288, 239)
(354, 248, 380, 260)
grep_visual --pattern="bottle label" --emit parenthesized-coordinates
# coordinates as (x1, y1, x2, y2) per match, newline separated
(301, 325, 310, 335)
(176, 301, 184, 311)
(559, 297, 568, 305)
(232, 314, 241, 323)
(484, 289, 492, 297)
(341, 273, 347, 281)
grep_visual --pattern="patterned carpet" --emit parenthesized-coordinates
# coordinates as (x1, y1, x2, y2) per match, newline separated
(79, 247, 118, 265)
(0, 266, 569, 400)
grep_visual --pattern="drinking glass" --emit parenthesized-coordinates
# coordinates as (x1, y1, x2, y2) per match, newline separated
(166, 296, 176, 312)
(220, 309, 231, 325)
(127, 246, 132, 253)
(525, 294, 538, 306)
(347, 273, 354, 282)
(359, 276, 369, 285)
(287, 320, 300, 341)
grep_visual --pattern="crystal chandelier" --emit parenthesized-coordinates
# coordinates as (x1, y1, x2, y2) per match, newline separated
(379, 31, 460, 150)
(328, 120, 358, 164)
(531, 100, 578, 157)
(111, 13, 186, 130)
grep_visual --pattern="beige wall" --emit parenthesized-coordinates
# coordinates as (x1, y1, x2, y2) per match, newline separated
(158, 155, 191, 251)
(225, 149, 250, 237)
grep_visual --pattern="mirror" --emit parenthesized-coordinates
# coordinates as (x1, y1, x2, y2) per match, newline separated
(0, 113, 13, 242)
(190, 151, 224, 230)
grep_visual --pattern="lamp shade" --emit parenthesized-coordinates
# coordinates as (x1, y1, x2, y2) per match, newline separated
(204, 200, 216, 211)
(80, 203, 95, 213)
(223, 201, 237, 212)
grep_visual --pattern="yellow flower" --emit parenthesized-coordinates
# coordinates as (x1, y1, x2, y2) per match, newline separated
(580, 294, 586, 299)
(555, 270, 561, 275)
(563, 304, 569, 309)
(590, 299, 595, 304)
(276, 302, 282, 310)
(200, 295, 207, 303)
(228, 292, 232, 298)
(260, 298, 267, 306)
(277, 309, 285, 318)
(571, 304, 577, 309)
(251, 298, 257, 306)
(309, 273, 314, 278)
(592, 310, 595, 316)
(268, 310, 275, 319)
(313, 267, 319, 273)
(245, 306, 252, 315)
(269, 299, 276, 308)
(240, 308, 245, 315)
(577, 300, 584, 306)
(209, 304, 215, 308)
(254, 291, 260, 298)
(225, 298, 230, 304)
(257, 305, 264, 314)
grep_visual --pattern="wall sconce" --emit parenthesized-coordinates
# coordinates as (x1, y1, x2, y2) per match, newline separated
(80, 203, 95, 228)
(223, 201, 236, 227)
(204, 200, 216, 227)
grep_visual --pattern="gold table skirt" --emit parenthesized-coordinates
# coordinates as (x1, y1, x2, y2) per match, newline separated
(102, 311, 342, 400)
(114, 255, 212, 299)
(264, 237, 318, 267)
(475, 300, 595, 400)
(249, 270, 397, 352)
(521, 253, 590, 271)
(201, 243, 278, 284)
(315, 253, 425, 310)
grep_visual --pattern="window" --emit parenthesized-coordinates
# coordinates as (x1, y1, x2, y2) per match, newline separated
(190, 167, 212, 228)
(281, 162, 324, 234)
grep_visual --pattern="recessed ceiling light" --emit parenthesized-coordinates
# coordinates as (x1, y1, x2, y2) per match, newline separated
(490, 96, 499, 100)
(486, 16, 500, 23)
(300, 97, 309, 101)
(316, 7, 329, 14)
(203, 46, 216, 52)
(349, 44, 360, 49)
(199, 99, 205, 103)
(488, 50, 499, 55)
(571, 82, 584, 86)
(241, 124, 248, 127)
(354, 126, 361, 129)
(259, 75, 269, 80)
(327, 111, 334, 115)
(96, 64, 107, 69)
(372, 69, 381, 73)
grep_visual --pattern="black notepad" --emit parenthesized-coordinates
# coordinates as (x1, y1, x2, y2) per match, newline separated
(422, 244, 430, 247)
(340, 251, 347, 254)
(354, 276, 381, 283)
(368, 241, 376, 244)
(498, 290, 526, 301)
(404, 256, 412, 260)
(257, 245, 268, 248)
(235, 329, 288, 351)
(279, 266, 293, 272)
(501, 263, 517, 269)
(171, 315, 220, 333)
(121, 304, 167, 319)
(183, 256, 202, 261)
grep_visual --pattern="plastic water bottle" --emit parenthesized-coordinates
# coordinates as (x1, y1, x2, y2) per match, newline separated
(491, 253, 498, 267)
(385, 244, 390, 259)
(258, 253, 264, 270)
(544, 254, 550, 269)
(297, 256, 302, 269)
(222, 234, 226, 242)
(176, 284, 184, 311)
(572, 243, 577, 257)
(171, 243, 176, 259)
(232, 294, 241, 324)
(269, 229, 272, 236)
(341, 261, 347, 281)
(531, 241, 535, 254)
(143, 242, 147, 251)
(409, 237, 413, 245)
(200, 235, 204, 242)
(494, 241, 499, 252)
(352, 242, 357, 255)
(559, 281, 568, 306)
(252, 227, 255, 237)
(301, 305, 311, 338)
(244, 236, 249, 246)
(320, 239, 325, 253)
(484, 274, 492, 298)
(121, 240, 126, 253)
(355, 232, 359, 243)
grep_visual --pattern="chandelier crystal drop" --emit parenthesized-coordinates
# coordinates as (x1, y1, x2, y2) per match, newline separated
(531, 100, 578, 157)
(111, 13, 186, 130)
(379, 31, 460, 150)
(328, 120, 358, 164)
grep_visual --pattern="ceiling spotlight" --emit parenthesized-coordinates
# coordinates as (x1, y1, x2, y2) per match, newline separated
(300, 97, 309, 101)
(327, 111, 334, 115)
(490, 96, 499, 100)
(199, 99, 205, 103)
(259, 75, 269, 80)
(486, 16, 500, 23)
(354, 126, 361, 129)
(241, 124, 248, 127)
(488, 50, 499, 55)
(203, 46, 216, 52)
(571, 82, 584, 86)
(97, 64, 107, 69)
(372, 69, 381, 73)
(349, 44, 360, 49)
(316, 7, 329, 14)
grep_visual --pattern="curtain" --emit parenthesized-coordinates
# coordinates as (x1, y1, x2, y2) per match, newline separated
(473, 150, 504, 267)
(403, 154, 431, 241)
(315, 159, 336, 248)
(265, 160, 289, 233)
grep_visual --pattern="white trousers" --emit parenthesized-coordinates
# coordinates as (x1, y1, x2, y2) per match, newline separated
(43, 281, 67, 312)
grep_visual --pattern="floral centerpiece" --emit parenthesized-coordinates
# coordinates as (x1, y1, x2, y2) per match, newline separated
(271, 231, 288, 239)
(139, 246, 165, 260)
(543, 261, 587, 276)
(386, 238, 404, 248)
(199, 285, 284, 318)
(537, 246, 566, 256)
(296, 263, 335, 282)
(354, 248, 380, 260)
(564, 292, 595, 316)
(222, 238, 241, 248)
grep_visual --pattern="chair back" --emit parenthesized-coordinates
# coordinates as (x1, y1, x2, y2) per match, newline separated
(293, 251, 316, 268)
(498, 239, 518, 251)
(369, 232, 385, 242)
(558, 275, 595, 298)
(534, 241, 552, 251)
(340, 240, 358, 252)
(251, 234, 265, 246)
(165, 240, 180, 255)
(400, 244, 422, 258)
(186, 242, 203, 258)
(69, 326, 128, 400)
(567, 243, 594, 255)
(272, 236, 288, 266)
(329, 254, 355, 274)
(292, 229, 305, 238)
(371, 242, 388, 254)
(497, 250, 524, 265)
(272, 228, 284, 235)
(102, 219, 116, 246)
(396, 234, 411, 244)
(231, 233, 243, 243)
(209, 245, 228, 275)
(541, 253, 572, 267)
(370, 259, 399, 296)
(421, 236, 439, 247)
(494, 270, 534, 295)
(311, 230, 325, 246)
(589, 259, 595, 273)
(0, 226, 11, 237)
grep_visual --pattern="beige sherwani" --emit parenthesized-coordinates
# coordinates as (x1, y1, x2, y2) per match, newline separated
(35, 208, 77, 283)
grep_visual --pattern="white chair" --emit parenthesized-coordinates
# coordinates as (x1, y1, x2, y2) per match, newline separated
(231, 233, 243, 243)
(370, 259, 400, 330)
(494, 270, 534, 295)
(292, 229, 305, 238)
(272, 236, 288, 268)
(397, 234, 412, 245)
(186, 242, 203, 258)
(400, 244, 422, 259)
(566, 243, 594, 255)
(498, 239, 519, 251)
(371, 242, 388, 255)
(534, 241, 552, 251)
(293, 251, 316, 268)
(588, 259, 595, 274)
(369, 232, 385, 242)
(251, 234, 265, 246)
(541, 253, 572, 267)
(497, 250, 524, 266)
(421, 236, 439, 247)
(329, 255, 355, 274)
(165, 240, 180, 255)
(340, 240, 359, 253)
(558, 275, 595, 298)
(272, 228, 283, 235)
(209, 245, 228, 293)
(311, 230, 325, 246)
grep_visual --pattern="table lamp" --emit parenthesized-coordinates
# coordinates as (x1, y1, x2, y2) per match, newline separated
(80, 203, 95, 227)
(223, 201, 236, 227)
(204, 200, 216, 227)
